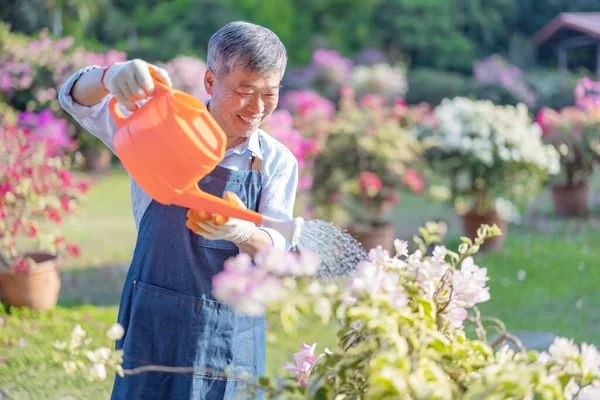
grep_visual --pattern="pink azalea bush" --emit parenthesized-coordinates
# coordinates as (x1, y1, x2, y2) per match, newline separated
(0, 23, 126, 155)
(536, 78, 600, 188)
(262, 109, 320, 192)
(0, 24, 126, 111)
(0, 109, 90, 272)
(310, 88, 427, 228)
(159, 55, 209, 102)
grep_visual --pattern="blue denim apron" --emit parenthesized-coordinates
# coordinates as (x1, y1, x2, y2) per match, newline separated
(110, 150, 266, 400)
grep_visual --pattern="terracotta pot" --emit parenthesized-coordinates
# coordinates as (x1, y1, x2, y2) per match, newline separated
(551, 183, 589, 217)
(82, 148, 113, 173)
(346, 222, 396, 253)
(461, 210, 507, 251)
(0, 253, 61, 312)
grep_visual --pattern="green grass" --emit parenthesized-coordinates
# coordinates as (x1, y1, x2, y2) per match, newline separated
(1, 167, 600, 398)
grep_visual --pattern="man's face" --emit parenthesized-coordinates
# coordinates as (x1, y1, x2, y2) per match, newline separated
(204, 67, 281, 146)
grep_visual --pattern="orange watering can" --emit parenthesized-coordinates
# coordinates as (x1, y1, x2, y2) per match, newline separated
(108, 67, 302, 244)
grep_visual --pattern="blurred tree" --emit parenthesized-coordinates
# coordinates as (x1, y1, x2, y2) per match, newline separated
(372, 0, 516, 73)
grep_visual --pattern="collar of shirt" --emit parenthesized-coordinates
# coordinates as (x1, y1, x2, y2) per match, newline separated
(205, 97, 263, 160)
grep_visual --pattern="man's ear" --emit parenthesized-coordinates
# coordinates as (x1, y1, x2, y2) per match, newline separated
(204, 69, 214, 96)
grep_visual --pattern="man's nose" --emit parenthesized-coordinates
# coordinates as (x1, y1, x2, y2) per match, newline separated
(247, 95, 265, 114)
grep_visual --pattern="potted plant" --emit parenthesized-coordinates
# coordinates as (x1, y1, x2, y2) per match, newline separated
(536, 107, 600, 216)
(536, 78, 600, 217)
(0, 112, 90, 311)
(413, 97, 561, 250)
(311, 89, 426, 252)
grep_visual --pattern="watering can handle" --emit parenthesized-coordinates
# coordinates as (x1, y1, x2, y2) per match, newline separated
(108, 66, 172, 128)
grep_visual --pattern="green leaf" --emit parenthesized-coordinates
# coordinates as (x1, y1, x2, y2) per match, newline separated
(258, 376, 270, 386)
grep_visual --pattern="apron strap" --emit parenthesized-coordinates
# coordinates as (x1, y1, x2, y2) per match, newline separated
(250, 134, 263, 171)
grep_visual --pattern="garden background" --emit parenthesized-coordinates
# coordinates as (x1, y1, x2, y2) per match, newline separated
(1, 1, 600, 398)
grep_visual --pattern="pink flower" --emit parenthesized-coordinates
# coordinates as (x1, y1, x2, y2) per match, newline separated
(212, 253, 286, 316)
(402, 168, 425, 194)
(13, 259, 30, 274)
(445, 307, 468, 328)
(27, 223, 38, 238)
(358, 171, 382, 196)
(66, 244, 81, 257)
(283, 343, 322, 386)
(346, 261, 408, 309)
(280, 90, 335, 120)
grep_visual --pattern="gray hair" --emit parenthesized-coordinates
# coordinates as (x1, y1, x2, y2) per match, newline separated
(207, 21, 287, 79)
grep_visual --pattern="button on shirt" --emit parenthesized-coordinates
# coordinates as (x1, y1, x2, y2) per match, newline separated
(58, 66, 299, 250)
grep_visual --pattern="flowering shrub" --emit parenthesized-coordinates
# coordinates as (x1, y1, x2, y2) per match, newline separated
(159, 55, 209, 102)
(536, 107, 600, 188)
(279, 89, 336, 124)
(61, 222, 600, 398)
(575, 77, 600, 115)
(285, 48, 353, 101)
(0, 23, 126, 112)
(413, 97, 560, 216)
(535, 78, 600, 189)
(0, 113, 90, 273)
(311, 89, 426, 228)
(473, 54, 536, 107)
(18, 108, 74, 152)
(262, 110, 319, 192)
(53, 323, 125, 382)
(350, 62, 408, 101)
(0, 23, 126, 155)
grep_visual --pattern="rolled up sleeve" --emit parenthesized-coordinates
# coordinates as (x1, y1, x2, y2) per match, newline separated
(58, 65, 127, 154)
(258, 154, 299, 251)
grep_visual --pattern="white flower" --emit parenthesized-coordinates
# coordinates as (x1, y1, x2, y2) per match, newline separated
(394, 239, 408, 257)
(89, 363, 107, 381)
(549, 337, 580, 362)
(63, 361, 77, 374)
(368, 246, 391, 264)
(565, 379, 580, 400)
(578, 382, 600, 400)
(432, 246, 447, 262)
(581, 343, 600, 377)
(451, 257, 490, 308)
(94, 347, 112, 362)
(106, 324, 125, 341)
(72, 324, 86, 339)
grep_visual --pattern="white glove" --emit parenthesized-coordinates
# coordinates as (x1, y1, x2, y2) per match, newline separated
(103, 59, 172, 111)
(186, 193, 258, 244)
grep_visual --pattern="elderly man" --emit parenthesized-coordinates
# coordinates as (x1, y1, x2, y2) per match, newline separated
(59, 21, 298, 399)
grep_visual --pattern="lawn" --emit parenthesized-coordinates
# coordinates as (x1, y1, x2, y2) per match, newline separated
(1, 166, 599, 399)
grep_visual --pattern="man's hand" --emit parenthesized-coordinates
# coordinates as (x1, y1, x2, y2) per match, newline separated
(103, 59, 172, 111)
(186, 192, 258, 245)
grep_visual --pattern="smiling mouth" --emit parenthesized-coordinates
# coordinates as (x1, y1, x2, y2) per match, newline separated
(238, 115, 262, 125)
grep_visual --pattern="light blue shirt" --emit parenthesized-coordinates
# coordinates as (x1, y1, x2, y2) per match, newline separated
(58, 66, 299, 251)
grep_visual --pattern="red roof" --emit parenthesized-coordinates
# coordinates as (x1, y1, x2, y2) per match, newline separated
(532, 12, 600, 46)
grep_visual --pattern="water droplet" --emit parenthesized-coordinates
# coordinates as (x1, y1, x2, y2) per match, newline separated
(517, 270, 526, 281)
(293, 219, 367, 278)
(576, 299, 583, 309)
